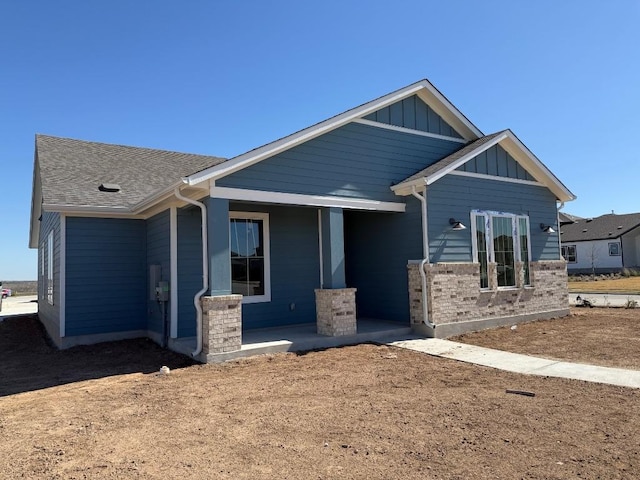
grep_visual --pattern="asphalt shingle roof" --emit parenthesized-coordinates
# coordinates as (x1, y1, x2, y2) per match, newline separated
(560, 213, 640, 242)
(36, 135, 226, 210)
(396, 131, 507, 186)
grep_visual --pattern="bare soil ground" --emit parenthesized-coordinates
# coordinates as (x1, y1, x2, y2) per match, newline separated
(1, 313, 638, 479)
(454, 307, 640, 370)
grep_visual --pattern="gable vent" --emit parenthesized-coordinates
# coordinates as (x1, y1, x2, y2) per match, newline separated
(99, 183, 121, 193)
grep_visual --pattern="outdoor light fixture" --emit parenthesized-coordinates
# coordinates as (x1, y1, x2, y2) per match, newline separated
(540, 223, 555, 234)
(449, 218, 467, 231)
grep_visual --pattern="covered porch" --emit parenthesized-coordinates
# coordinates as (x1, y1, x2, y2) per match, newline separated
(170, 317, 414, 363)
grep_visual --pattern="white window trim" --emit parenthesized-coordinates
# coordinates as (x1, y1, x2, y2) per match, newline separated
(229, 211, 271, 304)
(47, 230, 54, 305)
(471, 210, 532, 290)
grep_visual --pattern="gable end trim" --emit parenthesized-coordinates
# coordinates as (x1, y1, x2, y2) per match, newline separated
(352, 118, 467, 143)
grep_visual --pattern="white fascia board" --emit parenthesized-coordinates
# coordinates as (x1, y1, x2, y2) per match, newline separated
(29, 161, 42, 249)
(130, 180, 185, 213)
(211, 185, 406, 212)
(43, 204, 135, 215)
(185, 79, 483, 187)
(500, 131, 576, 203)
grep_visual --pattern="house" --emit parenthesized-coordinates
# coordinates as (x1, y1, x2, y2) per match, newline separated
(29, 79, 575, 362)
(560, 212, 640, 274)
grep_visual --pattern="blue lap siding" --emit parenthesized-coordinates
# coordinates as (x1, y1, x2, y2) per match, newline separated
(65, 218, 146, 336)
(38, 211, 61, 336)
(146, 210, 170, 335)
(177, 207, 203, 338)
(427, 175, 560, 263)
(230, 202, 321, 330)
(217, 122, 462, 202)
(344, 198, 423, 323)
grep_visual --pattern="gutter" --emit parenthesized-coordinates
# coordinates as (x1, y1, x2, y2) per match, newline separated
(174, 186, 208, 358)
(410, 186, 436, 330)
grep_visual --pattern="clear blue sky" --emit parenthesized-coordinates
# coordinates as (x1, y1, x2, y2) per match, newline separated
(1, 1, 639, 280)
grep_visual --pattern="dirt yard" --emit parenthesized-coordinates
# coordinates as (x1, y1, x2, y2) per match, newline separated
(454, 307, 640, 369)
(1, 313, 638, 479)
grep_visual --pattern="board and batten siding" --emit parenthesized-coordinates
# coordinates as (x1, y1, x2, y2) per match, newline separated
(217, 122, 462, 203)
(344, 198, 423, 323)
(176, 207, 203, 338)
(65, 217, 147, 336)
(38, 211, 61, 339)
(426, 175, 560, 263)
(231, 202, 321, 330)
(146, 210, 170, 335)
(363, 95, 463, 139)
(457, 144, 535, 181)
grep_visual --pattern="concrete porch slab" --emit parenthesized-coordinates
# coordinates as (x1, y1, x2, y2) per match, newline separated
(170, 319, 415, 363)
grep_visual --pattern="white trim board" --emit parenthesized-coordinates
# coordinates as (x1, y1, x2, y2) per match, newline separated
(59, 214, 66, 338)
(449, 170, 544, 187)
(169, 207, 178, 339)
(352, 118, 467, 143)
(211, 185, 406, 212)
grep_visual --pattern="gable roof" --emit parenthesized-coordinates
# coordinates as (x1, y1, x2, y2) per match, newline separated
(183, 79, 484, 186)
(30, 135, 226, 247)
(391, 129, 575, 202)
(560, 213, 640, 242)
(559, 212, 583, 225)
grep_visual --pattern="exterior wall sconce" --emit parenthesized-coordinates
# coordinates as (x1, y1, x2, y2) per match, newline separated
(449, 218, 467, 230)
(540, 223, 555, 234)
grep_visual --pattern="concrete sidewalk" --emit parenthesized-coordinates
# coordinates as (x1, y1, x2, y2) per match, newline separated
(569, 292, 640, 307)
(0, 295, 38, 321)
(389, 338, 640, 389)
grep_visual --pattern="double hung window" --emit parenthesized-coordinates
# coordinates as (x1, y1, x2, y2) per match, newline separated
(561, 245, 577, 263)
(471, 211, 531, 289)
(230, 212, 270, 303)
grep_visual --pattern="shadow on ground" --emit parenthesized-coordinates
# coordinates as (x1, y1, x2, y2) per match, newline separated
(0, 315, 196, 397)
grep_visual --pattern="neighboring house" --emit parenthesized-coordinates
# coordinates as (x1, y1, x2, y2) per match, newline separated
(29, 79, 575, 362)
(560, 213, 640, 274)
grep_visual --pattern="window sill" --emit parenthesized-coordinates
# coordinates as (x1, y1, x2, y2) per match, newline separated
(241, 294, 271, 304)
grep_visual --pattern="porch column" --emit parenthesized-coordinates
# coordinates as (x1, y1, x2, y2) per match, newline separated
(316, 207, 356, 336)
(207, 197, 231, 296)
(201, 197, 241, 356)
(320, 207, 346, 288)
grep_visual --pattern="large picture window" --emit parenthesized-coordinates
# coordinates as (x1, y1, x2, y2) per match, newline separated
(472, 211, 532, 289)
(229, 212, 270, 303)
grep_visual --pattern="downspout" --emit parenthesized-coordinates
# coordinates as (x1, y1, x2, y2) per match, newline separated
(410, 185, 436, 330)
(557, 201, 565, 256)
(174, 187, 208, 357)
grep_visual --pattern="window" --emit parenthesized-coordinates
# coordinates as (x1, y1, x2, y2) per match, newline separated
(561, 245, 577, 263)
(40, 244, 45, 300)
(47, 231, 54, 305)
(608, 242, 620, 256)
(229, 212, 270, 303)
(471, 211, 532, 289)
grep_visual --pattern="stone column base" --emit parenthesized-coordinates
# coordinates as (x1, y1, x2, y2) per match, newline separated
(201, 295, 242, 354)
(315, 288, 357, 336)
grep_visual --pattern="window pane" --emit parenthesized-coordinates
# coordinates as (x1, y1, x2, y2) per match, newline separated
(248, 258, 265, 295)
(230, 218, 265, 297)
(476, 216, 489, 289)
(493, 217, 515, 287)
